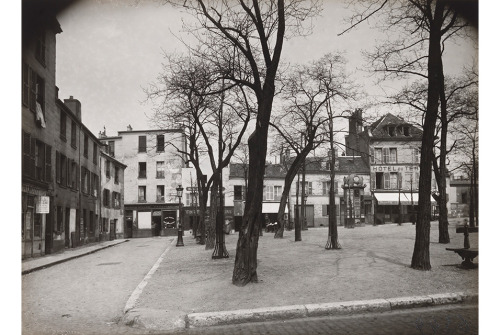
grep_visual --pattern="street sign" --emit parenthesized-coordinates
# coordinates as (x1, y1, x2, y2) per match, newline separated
(36, 196, 50, 214)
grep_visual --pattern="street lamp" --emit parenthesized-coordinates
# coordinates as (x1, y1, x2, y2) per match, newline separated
(176, 184, 184, 247)
(303, 192, 308, 229)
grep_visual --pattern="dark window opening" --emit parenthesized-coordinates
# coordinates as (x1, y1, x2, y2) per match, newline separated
(138, 162, 146, 178)
(138, 136, 146, 153)
(157, 135, 165, 152)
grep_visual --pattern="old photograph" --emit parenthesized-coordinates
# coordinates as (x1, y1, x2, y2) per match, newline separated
(19, 0, 481, 334)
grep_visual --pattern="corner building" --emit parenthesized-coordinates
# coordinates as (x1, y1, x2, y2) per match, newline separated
(100, 128, 188, 237)
(345, 111, 437, 224)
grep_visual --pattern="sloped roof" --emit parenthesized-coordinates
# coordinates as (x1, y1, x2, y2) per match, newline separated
(229, 155, 370, 179)
(369, 113, 422, 139)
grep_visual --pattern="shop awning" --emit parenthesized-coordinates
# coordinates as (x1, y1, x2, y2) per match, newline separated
(373, 192, 436, 205)
(262, 202, 288, 213)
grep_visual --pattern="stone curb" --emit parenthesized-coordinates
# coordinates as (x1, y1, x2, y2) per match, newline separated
(184, 292, 478, 329)
(22, 240, 129, 275)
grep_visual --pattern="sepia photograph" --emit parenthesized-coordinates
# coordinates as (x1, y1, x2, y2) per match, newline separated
(16, 0, 486, 334)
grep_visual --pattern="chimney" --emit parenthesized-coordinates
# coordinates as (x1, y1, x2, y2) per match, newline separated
(64, 96, 81, 121)
(127, 124, 133, 131)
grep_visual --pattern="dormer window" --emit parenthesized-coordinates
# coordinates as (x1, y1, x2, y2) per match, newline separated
(388, 126, 395, 137)
(403, 126, 410, 136)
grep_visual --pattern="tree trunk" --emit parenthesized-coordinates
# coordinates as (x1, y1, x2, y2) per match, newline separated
(275, 150, 311, 238)
(411, 2, 445, 271)
(301, 161, 307, 230)
(294, 171, 301, 241)
(205, 185, 217, 250)
(212, 171, 229, 258)
(232, 93, 274, 286)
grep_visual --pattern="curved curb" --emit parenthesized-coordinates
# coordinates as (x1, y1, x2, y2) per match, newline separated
(185, 292, 478, 328)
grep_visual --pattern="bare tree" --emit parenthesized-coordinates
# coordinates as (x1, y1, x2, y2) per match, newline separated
(163, 0, 322, 285)
(146, 54, 252, 251)
(341, 0, 474, 270)
(271, 53, 355, 239)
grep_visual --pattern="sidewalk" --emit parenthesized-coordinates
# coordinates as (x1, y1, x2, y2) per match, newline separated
(22, 239, 129, 275)
(122, 222, 478, 331)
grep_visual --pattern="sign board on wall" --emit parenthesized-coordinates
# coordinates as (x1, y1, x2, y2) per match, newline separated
(371, 165, 419, 172)
(36, 196, 50, 213)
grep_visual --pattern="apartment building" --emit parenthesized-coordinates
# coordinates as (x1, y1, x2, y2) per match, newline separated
(100, 128, 187, 237)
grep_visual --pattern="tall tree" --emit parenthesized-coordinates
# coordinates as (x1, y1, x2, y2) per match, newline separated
(146, 54, 252, 250)
(164, 0, 322, 285)
(271, 53, 355, 239)
(341, 0, 473, 270)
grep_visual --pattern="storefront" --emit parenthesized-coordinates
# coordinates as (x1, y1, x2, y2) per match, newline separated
(22, 185, 49, 259)
(125, 203, 180, 237)
(373, 192, 434, 224)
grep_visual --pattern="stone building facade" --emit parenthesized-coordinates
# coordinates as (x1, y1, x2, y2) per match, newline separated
(100, 128, 187, 237)
(100, 151, 127, 240)
(345, 111, 437, 224)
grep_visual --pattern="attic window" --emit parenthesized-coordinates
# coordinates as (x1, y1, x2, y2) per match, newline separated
(403, 126, 410, 136)
(388, 126, 395, 137)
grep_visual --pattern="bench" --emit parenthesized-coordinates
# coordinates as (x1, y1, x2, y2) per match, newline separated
(446, 248, 478, 269)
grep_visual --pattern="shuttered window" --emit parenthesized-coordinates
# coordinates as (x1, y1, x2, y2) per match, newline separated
(45, 145, 52, 182)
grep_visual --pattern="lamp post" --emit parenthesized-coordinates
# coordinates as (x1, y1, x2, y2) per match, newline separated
(176, 184, 184, 247)
(303, 192, 308, 229)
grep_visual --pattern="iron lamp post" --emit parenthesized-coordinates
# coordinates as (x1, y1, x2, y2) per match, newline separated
(176, 185, 184, 247)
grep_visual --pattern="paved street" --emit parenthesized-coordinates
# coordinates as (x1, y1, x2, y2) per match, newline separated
(165, 305, 478, 335)
(22, 237, 174, 335)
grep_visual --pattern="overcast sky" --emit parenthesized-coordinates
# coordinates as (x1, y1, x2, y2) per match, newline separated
(54, 0, 478, 137)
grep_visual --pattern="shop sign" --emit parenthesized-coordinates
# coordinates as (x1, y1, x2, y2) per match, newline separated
(36, 196, 50, 213)
(371, 165, 419, 172)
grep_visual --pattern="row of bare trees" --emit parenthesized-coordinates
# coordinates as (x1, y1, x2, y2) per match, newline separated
(145, 0, 477, 285)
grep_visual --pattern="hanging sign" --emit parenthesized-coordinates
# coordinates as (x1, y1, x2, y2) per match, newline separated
(36, 196, 50, 214)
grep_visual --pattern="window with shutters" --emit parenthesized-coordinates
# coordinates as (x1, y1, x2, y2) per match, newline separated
(105, 160, 111, 179)
(114, 164, 119, 184)
(370, 147, 375, 164)
(138, 162, 147, 178)
(412, 148, 421, 164)
(35, 30, 46, 66)
(273, 186, 282, 201)
(390, 172, 399, 189)
(374, 148, 382, 164)
(35, 140, 45, 181)
(108, 141, 115, 157)
(234, 185, 244, 200)
(157, 185, 165, 202)
(45, 145, 52, 182)
(84, 134, 88, 158)
(264, 185, 274, 200)
(389, 148, 397, 163)
(113, 192, 121, 208)
(93, 174, 99, 197)
(382, 148, 389, 164)
(60, 111, 67, 141)
(156, 135, 165, 152)
(138, 186, 146, 202)
(138, 135, 146, 153)
(103, 189, 110, 207)
(156, 161, 165, 178)
(93, 142, 98, 164)
(71, 161, 77, 189)
(383, 173, 390, 189)
(81, 167, 88, 194)
(22, 62, 29, 107)
(71, 121, 77, 148)
(322, 181, 330, 195)
(60, 154, 67, 186)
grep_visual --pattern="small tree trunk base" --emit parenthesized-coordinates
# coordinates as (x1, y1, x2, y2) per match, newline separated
(325, 236, 341, 250)
(274, 227, 284, 238)
(212, 242, 229, 259)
